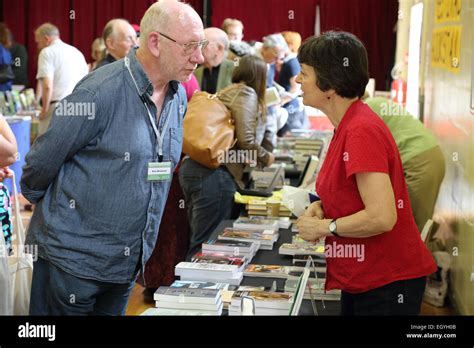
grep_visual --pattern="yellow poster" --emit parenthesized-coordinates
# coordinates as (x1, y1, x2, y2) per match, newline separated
(435, 0, 462, 23)
(431, 25, 462, 73)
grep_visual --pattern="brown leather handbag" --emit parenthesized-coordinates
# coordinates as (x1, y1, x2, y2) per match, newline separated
(182, 91, 238, 169)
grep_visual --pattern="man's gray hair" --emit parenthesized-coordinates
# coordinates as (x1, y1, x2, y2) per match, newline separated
(139, 0, 195, 48)
(103, 18, 130, 43)
(35, 23, 60, 37)
(263, 33, 288, 51)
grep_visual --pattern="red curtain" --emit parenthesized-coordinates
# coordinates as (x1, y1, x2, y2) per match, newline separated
(1, 0, 204, 88)
(211, 0, 318, 42)
(318, 0, 398, 90)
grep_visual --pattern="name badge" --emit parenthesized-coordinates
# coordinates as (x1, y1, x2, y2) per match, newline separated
(147, 162, 172, 181)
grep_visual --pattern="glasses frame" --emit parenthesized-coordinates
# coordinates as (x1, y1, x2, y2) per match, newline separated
(158, 31, 209, 54)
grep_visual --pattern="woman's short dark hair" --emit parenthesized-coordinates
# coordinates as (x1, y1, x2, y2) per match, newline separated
(298, 31, 369, 99)
(231, 55, 267, 116)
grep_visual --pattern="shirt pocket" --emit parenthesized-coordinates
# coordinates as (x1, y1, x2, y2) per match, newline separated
(169, 127, 183, 169)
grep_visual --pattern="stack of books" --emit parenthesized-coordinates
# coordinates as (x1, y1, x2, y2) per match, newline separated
(284, 278, 341, 301)
(233, 216, 291, 230)
(279, 243, 325, 257)
(243, 264, 327, 279)
(217, 228, 278, 251)
(175, 261, 244, 286)
(202, 239, 259, 259)
(152, 287, 224, 315)
(229, 291, 293, 316)
(191, 251, 250, 269)
(246, 199, 292, 217)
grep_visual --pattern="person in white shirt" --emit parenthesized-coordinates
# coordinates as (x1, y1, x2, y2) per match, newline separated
(34, 23, 88, 136)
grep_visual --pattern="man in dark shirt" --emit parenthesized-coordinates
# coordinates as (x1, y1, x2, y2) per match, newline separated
(194, 27, 234, 93)
(94, 19, 137, 70)
(2, 28, 28, 86)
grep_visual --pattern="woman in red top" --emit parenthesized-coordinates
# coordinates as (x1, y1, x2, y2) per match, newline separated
(295, 31, 437, 315)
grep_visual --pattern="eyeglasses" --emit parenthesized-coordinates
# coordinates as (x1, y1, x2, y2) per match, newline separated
(158, 32, 209, 55)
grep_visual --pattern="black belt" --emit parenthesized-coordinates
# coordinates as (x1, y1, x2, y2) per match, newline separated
(50, 100, 59, 105)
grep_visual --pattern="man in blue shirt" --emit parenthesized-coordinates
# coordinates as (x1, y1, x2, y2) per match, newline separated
(21, 1, 206, 315)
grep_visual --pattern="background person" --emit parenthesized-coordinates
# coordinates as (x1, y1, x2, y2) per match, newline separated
(34, 23, 88, 135)
(194, 27, 234, 94)
(365, 96, 445, 233)
(221, 18, 244, 43)
(295, 31, 436, 315)
(179, 55, 275, 260)
(277, 31, 309, 135)
(88, 37, 106, 71)
(94, 18, 137, 70)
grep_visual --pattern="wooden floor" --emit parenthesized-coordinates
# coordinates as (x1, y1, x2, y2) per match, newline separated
(125, 282, 455, 316)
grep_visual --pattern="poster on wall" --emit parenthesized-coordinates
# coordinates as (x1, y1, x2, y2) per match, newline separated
(431, 25, 462, 73)
(435, 0, 462, 23)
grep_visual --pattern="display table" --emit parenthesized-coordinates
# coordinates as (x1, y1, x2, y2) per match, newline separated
(5, 116, 32, 194)
(210, 220, 341, 316)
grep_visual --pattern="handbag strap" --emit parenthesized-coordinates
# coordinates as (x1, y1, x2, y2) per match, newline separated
(11, 173, 26, 254)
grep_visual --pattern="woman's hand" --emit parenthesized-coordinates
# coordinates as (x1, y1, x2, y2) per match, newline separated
(303, 201, 324, 219)
(0, 167, 13, 182)
(296, 216, 330, 242)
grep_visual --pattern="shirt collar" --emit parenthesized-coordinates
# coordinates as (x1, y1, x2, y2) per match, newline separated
(126, 48, 180, 98)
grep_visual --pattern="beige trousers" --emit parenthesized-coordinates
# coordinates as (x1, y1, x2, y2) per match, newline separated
(404, 146, 445, 233)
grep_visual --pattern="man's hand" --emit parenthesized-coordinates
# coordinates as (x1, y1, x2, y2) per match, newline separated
(303, 201, 324, 219)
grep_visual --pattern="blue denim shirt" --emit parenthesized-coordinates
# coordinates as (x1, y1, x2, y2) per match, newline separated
(21, 49, 186, 283)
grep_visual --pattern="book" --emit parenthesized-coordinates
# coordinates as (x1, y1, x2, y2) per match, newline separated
(140, 307, 222, 316)
(279, 243, 326, 257)
(156, 300, 222, 311)
(179, 273, 244, 286)
(243, 264, 288, 279)
(217, 228, 278, 250)
(230, 291, 293, 312)
(191, 251, 246, 271)
(170, 280, 230, 290)
(175, 262, 241, 278)
(202, 239, 259, 255)
(233, 216, 279, 232)
(154, 287, 221, 304)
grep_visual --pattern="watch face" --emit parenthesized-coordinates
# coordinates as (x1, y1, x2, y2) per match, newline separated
(329, 222, 336, 233)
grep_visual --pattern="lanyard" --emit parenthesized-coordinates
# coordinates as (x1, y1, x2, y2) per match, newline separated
(124, 56, 172, 162)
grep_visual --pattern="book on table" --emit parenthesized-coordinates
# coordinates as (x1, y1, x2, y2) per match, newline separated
(202, 239, 259, 256)
(229, 290, 293, 316)
(191, 251, 247, 271)
(174, 262, 242, 279)
(217, 228, 278, 250)
(140, 307, 222, 316)
(170, 280, 230, 290)
(232, 216, 280, 232)
(279, 243, 325, 257)
(154, 287, 222, 305)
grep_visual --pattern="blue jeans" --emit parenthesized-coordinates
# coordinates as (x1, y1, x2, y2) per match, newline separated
(178, 159, 236, 260)
(29, 257, 136, 315)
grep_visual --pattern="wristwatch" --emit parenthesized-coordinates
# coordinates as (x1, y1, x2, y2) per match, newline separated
(329, 219, 340, 237)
